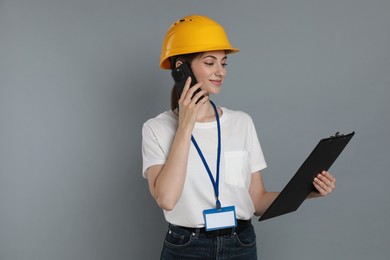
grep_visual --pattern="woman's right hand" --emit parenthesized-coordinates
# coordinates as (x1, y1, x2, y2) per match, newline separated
(177, 77, 208, 131)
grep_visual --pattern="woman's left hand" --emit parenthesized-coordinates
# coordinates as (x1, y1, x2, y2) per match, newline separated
(309, 171, 336, 198)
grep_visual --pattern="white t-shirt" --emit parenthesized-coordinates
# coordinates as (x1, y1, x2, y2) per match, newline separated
(142, 107, 267, 227)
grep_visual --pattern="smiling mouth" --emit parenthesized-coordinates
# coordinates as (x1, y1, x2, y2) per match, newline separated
(210, 80, 222, 86)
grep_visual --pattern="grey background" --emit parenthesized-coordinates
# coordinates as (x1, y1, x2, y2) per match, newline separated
(1, 0, 389, 259)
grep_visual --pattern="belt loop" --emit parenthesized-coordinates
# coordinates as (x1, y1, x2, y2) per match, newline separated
(231, 226, 236, 236)
(194, 227, 200, 238)
(233, 220, 239, 235)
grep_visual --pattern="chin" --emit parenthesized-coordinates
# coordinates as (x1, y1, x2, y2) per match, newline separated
(208, 86, 222, 95)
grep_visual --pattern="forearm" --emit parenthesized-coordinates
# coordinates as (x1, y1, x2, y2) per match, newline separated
(252, 191, 279, 216)
(153, 125, 192, 210)
(249, 172, 280, 216)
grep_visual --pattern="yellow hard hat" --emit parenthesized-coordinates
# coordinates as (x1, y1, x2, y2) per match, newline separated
(160, 15, 240, 69)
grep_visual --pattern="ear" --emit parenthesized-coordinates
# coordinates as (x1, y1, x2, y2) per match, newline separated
(175, 60, 183, 68)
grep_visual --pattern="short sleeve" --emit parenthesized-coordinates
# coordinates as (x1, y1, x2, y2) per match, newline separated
(247, 117, 267, 173)
(142, 123, 167, 178)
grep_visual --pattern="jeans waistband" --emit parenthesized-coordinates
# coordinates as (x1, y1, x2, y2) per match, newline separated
(170, 219, 251, 237)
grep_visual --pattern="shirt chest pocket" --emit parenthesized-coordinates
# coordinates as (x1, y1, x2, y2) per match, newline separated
(223, 151, 250, 188)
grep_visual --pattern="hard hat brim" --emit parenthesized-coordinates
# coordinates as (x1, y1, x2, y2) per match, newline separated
(160, 47, 240, 69)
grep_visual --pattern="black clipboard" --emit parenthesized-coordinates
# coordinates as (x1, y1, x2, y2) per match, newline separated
(258, 131, 355, 222)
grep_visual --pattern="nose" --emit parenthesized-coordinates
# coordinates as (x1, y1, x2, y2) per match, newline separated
(214, 64, 226, 77)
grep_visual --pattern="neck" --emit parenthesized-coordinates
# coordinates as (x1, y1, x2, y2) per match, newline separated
(196, 100, 220, 122)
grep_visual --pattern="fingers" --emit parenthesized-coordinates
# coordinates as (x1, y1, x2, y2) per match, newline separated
(179, 77, 206, 106)
(179, 77, 192, 101)
(192, 88, 209, 106)
(313, 171, 336, 196)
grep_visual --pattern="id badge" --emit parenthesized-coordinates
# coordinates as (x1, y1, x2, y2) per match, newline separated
(203, 206, 237, 231)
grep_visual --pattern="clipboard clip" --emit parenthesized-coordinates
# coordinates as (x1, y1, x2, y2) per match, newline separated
(330, 131, 355, 139)
(332, 132, 342, 138)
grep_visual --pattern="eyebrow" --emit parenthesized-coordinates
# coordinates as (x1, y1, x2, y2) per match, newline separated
(202, 55, 228, 60)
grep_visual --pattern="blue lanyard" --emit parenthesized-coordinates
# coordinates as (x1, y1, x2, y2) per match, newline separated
(191, 100, 222, 210)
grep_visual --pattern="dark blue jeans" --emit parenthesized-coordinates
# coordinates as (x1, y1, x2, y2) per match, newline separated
(160, 222, 257, 260)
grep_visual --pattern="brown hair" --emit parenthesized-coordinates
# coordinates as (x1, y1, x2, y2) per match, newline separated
(169, 53, 200, 110)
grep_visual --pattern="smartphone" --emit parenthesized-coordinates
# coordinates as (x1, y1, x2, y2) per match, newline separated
(171, 62, 202, 99)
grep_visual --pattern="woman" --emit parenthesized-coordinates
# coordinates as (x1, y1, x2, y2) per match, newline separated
(142, 14, 335, 260)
